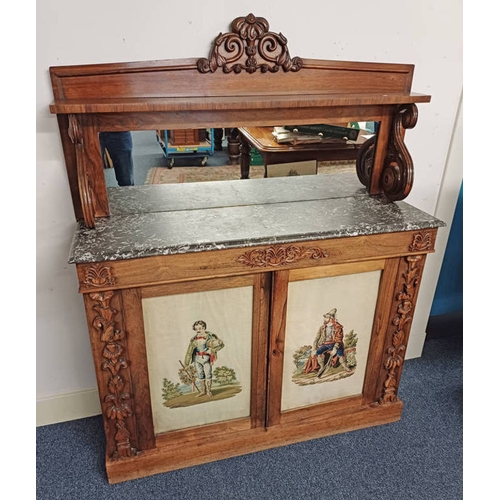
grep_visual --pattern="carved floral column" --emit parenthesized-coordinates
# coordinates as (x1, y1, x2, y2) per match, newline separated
(378, 252, 426, 404)
(82, 263, 137, 460)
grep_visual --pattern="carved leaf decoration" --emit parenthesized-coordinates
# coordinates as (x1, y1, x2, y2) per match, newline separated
(237, 244, 327, 268)
(105, 402, 118, 420)
(102, 340, 123, 358)
(89, 291, 136, 459)
(395, 301, 412, 321)
(97, 322, 116, 343)
(109, 375, 125, 394)
(106, 403, 133, 421)
(392, 330, 406, 349)
(102, 359, 125, 377)
(102, 358, 129, 377)
(100, 307, 115, 322)
(384, 357, 396, 370)
(121, 403, 133, 418)
(233, 13, 268, 41)
(213, 35, 228, 69)
(84, 264, 116, 288)
(379, 256, 422, 405)
(90, 291, 114, 307)
(409, 231, 432, 252)
(119, 392, 131, 403)
(384, 379, 396, 391)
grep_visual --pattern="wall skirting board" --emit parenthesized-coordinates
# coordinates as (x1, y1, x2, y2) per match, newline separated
(36, 389, 101, 427)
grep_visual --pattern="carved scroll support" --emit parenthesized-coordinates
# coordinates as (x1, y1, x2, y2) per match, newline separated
(381, 104, 418, 201)
(68, 114, 95, 228)
(378, 254, 424, 404)
(356, 135, 377, 188)
(89, 290, 137, 460)
(197, 13, 303, 74)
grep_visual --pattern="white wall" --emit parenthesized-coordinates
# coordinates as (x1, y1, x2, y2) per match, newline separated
(36, 0, 463, 425)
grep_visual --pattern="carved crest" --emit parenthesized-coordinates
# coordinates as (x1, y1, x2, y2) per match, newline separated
(237, 244, 328, 268)
(197, 13, 303, 74)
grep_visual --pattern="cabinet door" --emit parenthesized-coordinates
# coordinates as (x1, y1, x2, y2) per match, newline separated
(84, 272, 271, 474)
(140, 274, 270, 440)
(267, 261, 385, 427)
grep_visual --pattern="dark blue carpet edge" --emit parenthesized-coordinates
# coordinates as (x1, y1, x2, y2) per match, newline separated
(36, 334, 462, 500)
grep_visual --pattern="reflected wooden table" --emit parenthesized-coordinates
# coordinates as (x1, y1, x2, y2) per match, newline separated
(238, 126, 368, 179)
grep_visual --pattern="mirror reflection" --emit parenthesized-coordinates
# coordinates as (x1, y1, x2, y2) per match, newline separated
(102, 124, 378, 188)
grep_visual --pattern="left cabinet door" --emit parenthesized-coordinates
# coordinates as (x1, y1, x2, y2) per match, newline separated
(141, 274, 270, 438)
(83, 272, 271, 474)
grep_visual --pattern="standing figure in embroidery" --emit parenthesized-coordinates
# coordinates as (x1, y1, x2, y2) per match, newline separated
(312, 308, 352, 377)
(185, 320, 225, 397)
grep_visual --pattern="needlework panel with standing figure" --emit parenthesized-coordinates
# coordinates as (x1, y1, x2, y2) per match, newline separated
(142, 286, 253, 434)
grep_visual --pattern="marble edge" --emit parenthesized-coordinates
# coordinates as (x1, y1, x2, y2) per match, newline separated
(68, 215, 445, 265)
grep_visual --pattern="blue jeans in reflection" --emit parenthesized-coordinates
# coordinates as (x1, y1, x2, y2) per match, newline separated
(99, 132, 134, 186)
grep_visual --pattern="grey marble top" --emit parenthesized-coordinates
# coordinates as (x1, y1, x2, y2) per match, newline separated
(69, 173, 445, 264)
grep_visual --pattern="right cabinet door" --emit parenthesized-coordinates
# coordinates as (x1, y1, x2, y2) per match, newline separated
(267, 259, 399, 429)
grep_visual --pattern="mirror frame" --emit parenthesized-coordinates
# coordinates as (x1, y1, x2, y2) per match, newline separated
(49, 13, 430, 228)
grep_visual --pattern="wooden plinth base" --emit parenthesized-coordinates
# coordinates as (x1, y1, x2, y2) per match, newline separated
(105, 400, 403, 484)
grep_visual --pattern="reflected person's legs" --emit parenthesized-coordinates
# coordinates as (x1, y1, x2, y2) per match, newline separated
(99, 132, 134, 186)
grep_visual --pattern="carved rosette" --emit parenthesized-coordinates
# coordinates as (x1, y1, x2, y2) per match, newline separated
(381, 104, 418, 201)
(82, 263, 117, 289)
(197, 13, 303, 74)
(237, 244, 328, 268)
(379, 255, 423, 404)
(90, 291, 136, 460)
(409, 231, 433, 252)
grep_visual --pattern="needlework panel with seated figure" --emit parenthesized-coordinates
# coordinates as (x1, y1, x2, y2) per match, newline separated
(281, 268, 381, 412)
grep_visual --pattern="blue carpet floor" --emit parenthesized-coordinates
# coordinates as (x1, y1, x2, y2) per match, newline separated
(36, 320, 462, 500)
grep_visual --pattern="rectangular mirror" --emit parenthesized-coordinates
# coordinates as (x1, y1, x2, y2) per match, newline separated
(101, 123, 379, 188)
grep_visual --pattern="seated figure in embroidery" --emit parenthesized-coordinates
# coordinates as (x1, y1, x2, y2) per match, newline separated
(305, 308, 352, 377)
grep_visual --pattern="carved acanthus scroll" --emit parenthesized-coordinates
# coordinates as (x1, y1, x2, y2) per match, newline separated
(90, 291, 136, 460)
(237, 244, 328, 268)
(379, 255, 423, 404)
(197, 13, 303, 74)
(381, 104, 418, 201)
